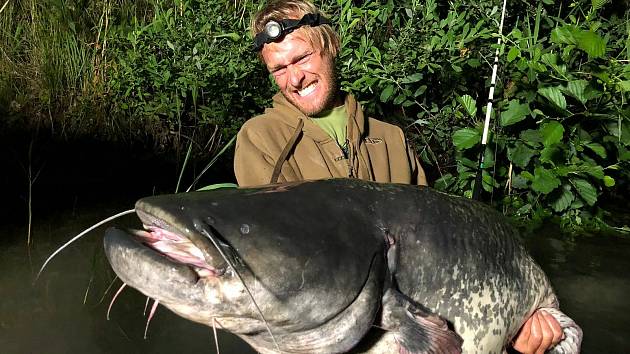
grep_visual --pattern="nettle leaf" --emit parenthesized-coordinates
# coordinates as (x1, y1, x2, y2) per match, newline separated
(584, 142, 607, 158)
(500, 100, 530, 126)
(532, 167, 561, 194)
(380, 85, 395, 102)
(452, 128, 481, 150)
(564, 80, 589, 104)
(539, 121, 565, 147)
(574, 30, 606, 58)
(458, 94, 477, 117)
(572, 178, 597, 206)
(508, 142, 536, 168)
(538, 87, 567, 110)
(551, 185, 575, 212)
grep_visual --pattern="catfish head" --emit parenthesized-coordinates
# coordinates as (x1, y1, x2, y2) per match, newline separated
(104, 181, 389, 353)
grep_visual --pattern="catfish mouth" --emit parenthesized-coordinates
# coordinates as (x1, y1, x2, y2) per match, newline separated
(133, 208, 224, 278)
(103, 207, 225, 289)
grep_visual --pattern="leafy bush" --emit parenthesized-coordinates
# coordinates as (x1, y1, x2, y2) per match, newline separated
(442, 1, 630, 228)
(105, 0, 272, 150)
(2, 0, 628, 230)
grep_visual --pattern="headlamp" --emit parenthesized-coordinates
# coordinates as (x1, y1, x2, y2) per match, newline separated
(253, 13, 330, 52)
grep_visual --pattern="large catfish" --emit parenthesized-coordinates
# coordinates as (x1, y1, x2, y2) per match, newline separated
(103, 179, 582, 353)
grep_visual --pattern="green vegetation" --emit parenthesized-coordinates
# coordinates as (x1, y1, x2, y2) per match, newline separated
(1, 0, 628, 230)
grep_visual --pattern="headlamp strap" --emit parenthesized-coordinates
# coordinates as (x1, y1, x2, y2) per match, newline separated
(253, 13, 330, 51)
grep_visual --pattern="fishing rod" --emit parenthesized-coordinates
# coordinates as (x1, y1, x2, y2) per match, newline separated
(472, 0, 508, 201)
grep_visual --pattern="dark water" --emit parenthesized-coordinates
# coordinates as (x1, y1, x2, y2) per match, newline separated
(0, 200, 256, 354)
(2, 201, 629, 354)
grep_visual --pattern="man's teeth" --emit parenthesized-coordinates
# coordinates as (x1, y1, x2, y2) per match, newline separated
(298, 83, 317, 96)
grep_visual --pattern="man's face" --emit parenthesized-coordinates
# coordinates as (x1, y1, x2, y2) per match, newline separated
(261, 30, 339, 116)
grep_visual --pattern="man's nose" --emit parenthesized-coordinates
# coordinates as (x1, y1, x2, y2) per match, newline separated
(287, 65, 305, 88)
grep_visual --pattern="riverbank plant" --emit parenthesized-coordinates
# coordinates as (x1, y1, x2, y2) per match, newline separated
(1, 0, 628, 231)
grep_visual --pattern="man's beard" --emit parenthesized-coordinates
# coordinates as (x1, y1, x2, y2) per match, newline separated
(282, 63, 340, 116)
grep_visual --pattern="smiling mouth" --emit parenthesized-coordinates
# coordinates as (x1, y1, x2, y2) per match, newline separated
(298, 82, 317, 97)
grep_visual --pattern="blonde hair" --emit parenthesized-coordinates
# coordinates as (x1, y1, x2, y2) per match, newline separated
(251, 0, 340, 59)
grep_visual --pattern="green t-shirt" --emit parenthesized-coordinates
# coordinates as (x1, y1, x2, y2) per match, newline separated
(311, 105, 347, 148)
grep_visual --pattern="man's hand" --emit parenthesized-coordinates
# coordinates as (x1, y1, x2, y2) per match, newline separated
(512, 309, 564, 354)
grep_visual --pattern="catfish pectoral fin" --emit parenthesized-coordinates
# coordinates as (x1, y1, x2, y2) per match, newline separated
(375, 289, 463, 354)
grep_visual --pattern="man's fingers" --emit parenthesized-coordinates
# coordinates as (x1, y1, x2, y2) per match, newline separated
(528, 312, 544, 354)
(543, 310, 565, 345)
(512, 316, 533, 353)
(534, 312, 553, 354)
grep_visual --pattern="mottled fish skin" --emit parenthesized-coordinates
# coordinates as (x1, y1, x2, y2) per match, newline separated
(375, 187, 559, 353)
(104, 179, 580, 354)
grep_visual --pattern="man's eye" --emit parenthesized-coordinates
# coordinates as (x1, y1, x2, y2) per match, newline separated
(272, 68, 286, 76)
(298, 54, 311, 64)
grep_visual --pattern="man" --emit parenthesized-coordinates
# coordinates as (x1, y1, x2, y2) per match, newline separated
(234, 2, 425, 187)
(234, 1, 563, 352)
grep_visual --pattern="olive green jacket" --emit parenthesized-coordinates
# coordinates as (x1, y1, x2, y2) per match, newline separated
(234, 93, 427, 187)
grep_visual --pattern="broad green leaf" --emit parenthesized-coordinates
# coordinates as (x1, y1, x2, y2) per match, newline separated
(413, 85, 427, 97)
(554, 165, 573, 177)
(540, 145, 562, 164)
(564, 80, 588, 104)
(458, 95, 477, 117)
(508, 142, 536, 168)
(603, 176, 615, 187)
(571, 199, 585, 209)
(551, 26, 577, 45)
(520, 129, 543, 145)
(539, 121, 565, 147)
(482, 171, 497, 192)
(538, 87, 567, 110)
(452, 128, 481, 150)
(532, 167, 561, 194)
(521, 171, 534, 181)
(380, 85, 394, 102)
(500, 100, 530, 126)
(551, 185, 575, 212)
(581, 165, 605, 179)
(401, 73, 423, 84)
(584, 142, 607, 158)
(507, 46, 520, 62)
(574, 30, 606, 58)
(512, 174, 529, 189)
(572, 178, 597, 206)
